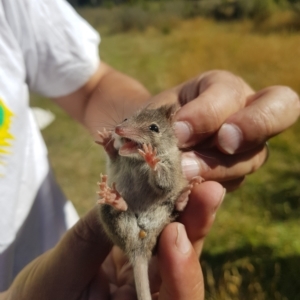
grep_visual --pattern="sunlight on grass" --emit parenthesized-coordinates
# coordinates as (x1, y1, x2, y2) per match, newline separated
(31, 8, 300, 299)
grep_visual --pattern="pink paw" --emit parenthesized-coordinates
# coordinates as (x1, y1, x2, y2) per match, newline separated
(95, 129, 117, 158)
(190, 176, 205, 186)
(97, 174, 128, 211)
(95, 128, 113, 147)
(175, 176, 204, 211)
(138, 144, 160, 170)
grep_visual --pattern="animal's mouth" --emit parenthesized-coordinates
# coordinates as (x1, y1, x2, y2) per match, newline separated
(119, 137, 143, 156)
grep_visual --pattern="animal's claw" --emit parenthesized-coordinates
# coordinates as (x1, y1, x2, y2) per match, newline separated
(138, 143, 160, 170)
(95, 128, 113, 146)
(97, 174, 128, 211)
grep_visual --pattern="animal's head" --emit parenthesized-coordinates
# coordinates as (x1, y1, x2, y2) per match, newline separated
(114, 104, 178, 158)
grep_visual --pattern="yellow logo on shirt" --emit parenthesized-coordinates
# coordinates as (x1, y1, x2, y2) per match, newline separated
(0, 99, 14, 164)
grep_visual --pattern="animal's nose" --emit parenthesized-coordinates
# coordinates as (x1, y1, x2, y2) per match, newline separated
(115, 125, 125, 136)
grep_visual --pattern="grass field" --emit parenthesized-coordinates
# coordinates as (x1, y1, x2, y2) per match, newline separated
(30, 5, 300, 300)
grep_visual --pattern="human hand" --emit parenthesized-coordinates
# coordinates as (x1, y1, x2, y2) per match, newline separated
(1, 182, 225, 300)
(151, 70, 300, 191)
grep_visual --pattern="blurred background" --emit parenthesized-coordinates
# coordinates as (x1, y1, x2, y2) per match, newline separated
(31, 0, 300, 299)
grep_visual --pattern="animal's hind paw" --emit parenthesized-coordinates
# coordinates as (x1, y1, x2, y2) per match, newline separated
(97, 174, 128, 211)
(175, 176, 204, 211)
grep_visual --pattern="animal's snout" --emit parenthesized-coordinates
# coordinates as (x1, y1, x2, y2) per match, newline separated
(115, 125, 125, 136)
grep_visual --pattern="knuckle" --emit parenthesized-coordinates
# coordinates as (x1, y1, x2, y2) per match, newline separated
(200, 69, 236, 80)
(254, 108, 275, 137)
(204, 100, 224, 130)
(198, 69, 238, 88)
(200, 70, 245, 104)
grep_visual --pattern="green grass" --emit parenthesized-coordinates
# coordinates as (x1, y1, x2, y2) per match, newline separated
(30, 7, 300, 300)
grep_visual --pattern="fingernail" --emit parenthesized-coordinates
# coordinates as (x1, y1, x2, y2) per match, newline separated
(173, 121, 192, 147)
(176, 224, 191, 254)
(181, 153, 200, 179)
(218, 123, 243, 154)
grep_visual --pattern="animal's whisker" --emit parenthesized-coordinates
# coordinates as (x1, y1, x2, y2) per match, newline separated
(93, 90, 122, 124)
(109, 96, 123, 122)
(86, 121, 116, 129)
(104, 97, 122, 124)
(83, 106, 119, 126)
(81, 143, 97, 157)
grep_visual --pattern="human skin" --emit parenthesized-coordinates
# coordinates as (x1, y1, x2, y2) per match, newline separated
(1, 62, 298, 299)
(55, 63, 299, 190)
(0, 182, 225, 300)
(150, 70, 300, 190)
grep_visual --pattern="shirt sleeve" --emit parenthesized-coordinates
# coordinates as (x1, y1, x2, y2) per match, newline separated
(5, 0, 101, 98)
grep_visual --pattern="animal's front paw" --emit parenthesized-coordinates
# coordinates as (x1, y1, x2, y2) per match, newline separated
(138, 143, 160, 171)
(95, 129, 117, 158)
(97, 174, 128, 211)
(96, 128, 112, 146)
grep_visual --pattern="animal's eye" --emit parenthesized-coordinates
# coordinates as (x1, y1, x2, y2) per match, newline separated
(123, 118, 128, 122)
(149, 124, 159, 133)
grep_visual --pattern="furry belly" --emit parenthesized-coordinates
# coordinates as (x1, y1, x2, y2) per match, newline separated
(99, 202, 175, 259)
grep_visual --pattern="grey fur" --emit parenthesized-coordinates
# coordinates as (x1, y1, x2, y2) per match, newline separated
(97, 104, 189, 300)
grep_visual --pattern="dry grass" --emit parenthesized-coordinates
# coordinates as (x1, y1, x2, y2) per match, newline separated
(31, 8, 300, 299)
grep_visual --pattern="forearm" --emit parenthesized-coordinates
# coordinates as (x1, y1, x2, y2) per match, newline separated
(54, 62, 151, 138)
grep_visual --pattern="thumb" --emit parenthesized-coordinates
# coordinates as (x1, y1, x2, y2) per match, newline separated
(158, 223, 204, 300)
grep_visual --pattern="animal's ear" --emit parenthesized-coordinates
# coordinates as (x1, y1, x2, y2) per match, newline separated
(161, 104, 178, 122)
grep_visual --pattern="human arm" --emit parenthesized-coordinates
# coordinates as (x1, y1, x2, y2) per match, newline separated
(0, 181, 225, 300)
(52, 62, 151, 139)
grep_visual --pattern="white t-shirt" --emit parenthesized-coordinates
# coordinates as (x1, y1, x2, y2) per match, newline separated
(0, 0, 100, 290)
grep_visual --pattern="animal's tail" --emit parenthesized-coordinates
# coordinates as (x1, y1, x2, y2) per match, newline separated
(133, 255, 152, 300)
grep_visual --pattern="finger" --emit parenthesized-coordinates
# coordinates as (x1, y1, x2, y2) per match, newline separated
(219, 176, 245, 192)
(48, 206, 113, 290)
(174, 70, 252, 147)
(158, 223, 205, 300)
(181, 144, 268, 182)
(147, 182, 224, 297)
(111, 286, 137, 300)
(138, 149, 145, 157)
(217, 86, 300, 154)
(10, 206, 113, 299)
(101, 246, 137, 300)
(101, 174, 107, 183)
(88, 268, 110, 300)
(178, 181, 225, 255)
